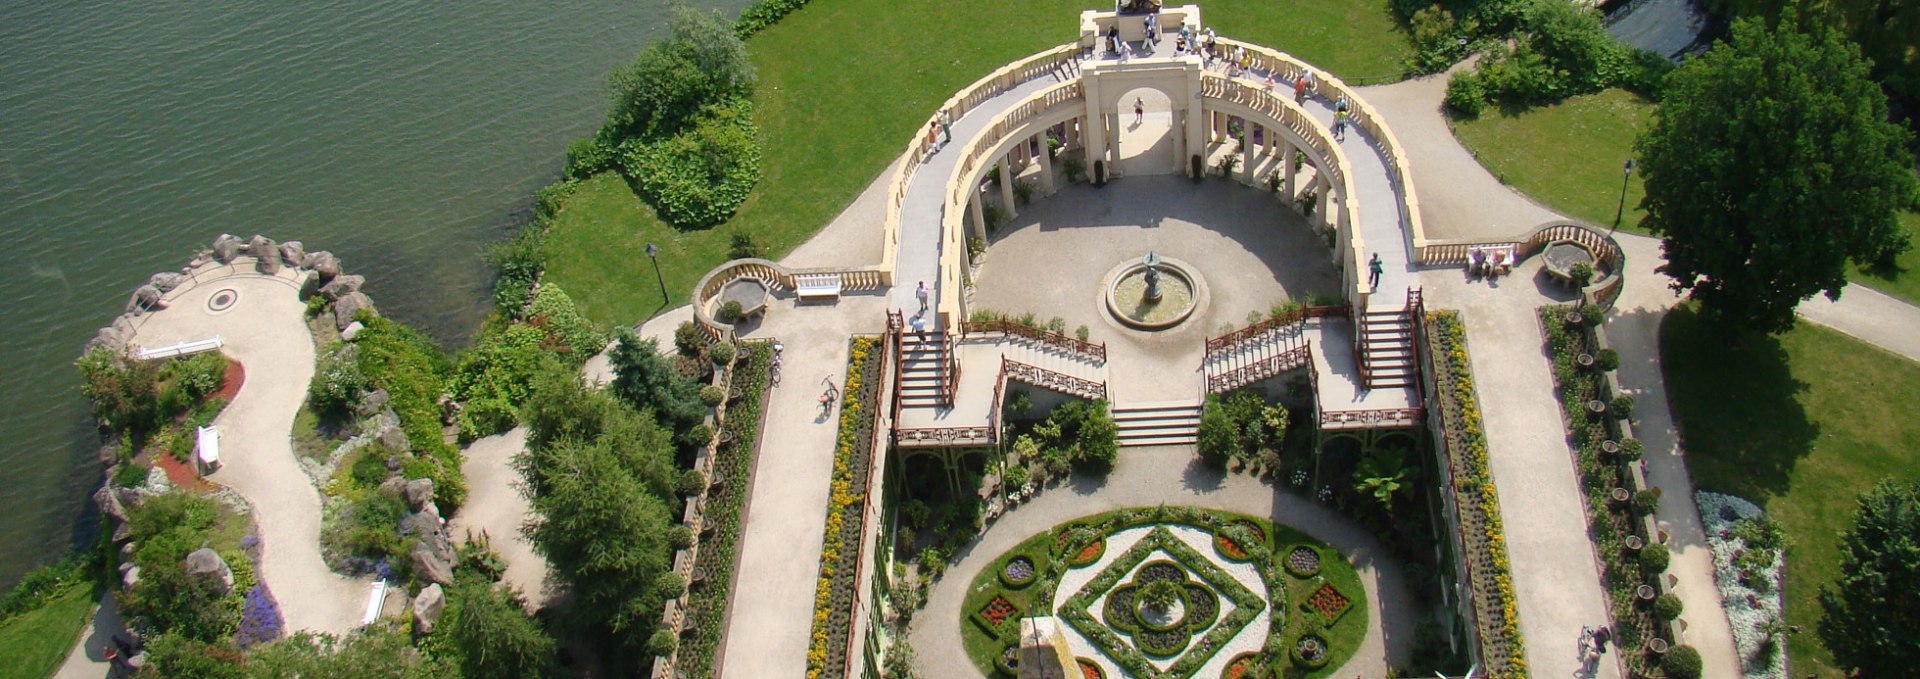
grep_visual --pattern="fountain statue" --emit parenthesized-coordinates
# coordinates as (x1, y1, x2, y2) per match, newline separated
(1142, 251, 1163, 302)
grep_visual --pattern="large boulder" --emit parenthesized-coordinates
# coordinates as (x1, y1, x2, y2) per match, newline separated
(148, 272, 188, 293)
(319, 274, 365, 301)
(374, 420, 409, 452)
(333, 292, 375, 330)
(121, 565, 141, 589)
(86, 325, 131, 354)
(302, 251, 342, 282)
(93, 484, 127, 523)
(183, 548, 234, 594)
(211, 234, 242, 263)
(409, 543, 454, 586)
(249, 235, 280, 274)
(355, 388, 390, 417)
(278, 241, 305, 268)
(127, 285, 163, 313)
(402, 479, 434, 512)
(411, 583, 445, 635)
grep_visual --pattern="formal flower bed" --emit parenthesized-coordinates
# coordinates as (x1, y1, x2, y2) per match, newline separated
(1540, 305, 1670, 677)
(1078, 657, 1106, 679)
(804, 337, 883, 679)
(973, 594, 1023, 638)
(961, 506, 1372, 679)
(1001, 555, 1038, 588)
(1302, 582, 1351, 624)
(1425, 311, 1529, 678)
(1696, 491, 1788, 678)
(677, 342, 772, 677)
(1212, 520, 1266, 562)
(1285, 546, 1322, 578)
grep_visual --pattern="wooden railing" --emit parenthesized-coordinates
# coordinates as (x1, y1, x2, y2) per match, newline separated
(936, 333, 959, 408)
(1003, 358, 1107, 401)
(1407, 288, 1428, 408)
(1206, 345, 1313, 394)
(1319, 407, 1423, 430)
(893, 426, 996, 448)
(1202, 305, 1345, 360)
(961, 320, 1108, 363)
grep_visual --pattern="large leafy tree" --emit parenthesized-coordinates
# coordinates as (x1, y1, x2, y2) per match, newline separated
(1635, 14, 1917, 332)
(1819, 477, 1920, 675)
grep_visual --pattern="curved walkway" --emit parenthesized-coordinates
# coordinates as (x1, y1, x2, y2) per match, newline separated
(124, 264, 367, 635)
(911, 448, 1415, 678)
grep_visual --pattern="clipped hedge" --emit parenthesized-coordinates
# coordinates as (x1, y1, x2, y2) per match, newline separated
(676, 342, 773, 677)
(624, 99, 762, 230)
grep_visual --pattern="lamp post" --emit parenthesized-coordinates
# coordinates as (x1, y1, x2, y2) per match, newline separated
(1610, 159, 1635, 235)
(644, 242, 668, 304)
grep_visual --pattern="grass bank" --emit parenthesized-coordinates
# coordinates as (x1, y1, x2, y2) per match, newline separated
(0, 585, 93, 679)
(544, 0, 1415, 326)
(1450, 88, 1920, 305)
(1660, 305, 1920, 678)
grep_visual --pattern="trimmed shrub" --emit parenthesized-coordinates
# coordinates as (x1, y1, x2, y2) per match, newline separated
(707, 341, 736, 365)
(699, 385, 726, 407)
(1595, 348, 1619, 372)
(623, 99, 762, 229)
(1445, 70, 1487, 116)
(1662, 645, 1703, 679)
(1632, 488, 1662, 517)
(1640, 542, 1671, 573)
(1652, 591, 1684, 620)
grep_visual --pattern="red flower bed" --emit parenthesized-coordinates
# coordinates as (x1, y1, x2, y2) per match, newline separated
(1077, 657, 1105, 679)
(1222, 652, 1260, 679)
(1213, 520, 1266, 561)
(1066, 537, 1107, 567)
(981, 595, 1018, 625)
(1305, 582, 1350, 623)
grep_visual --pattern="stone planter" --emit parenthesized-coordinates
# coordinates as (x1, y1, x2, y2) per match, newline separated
(1586, 399, 1608, 415)
(1646, 637, 1669, 654)
(1564, 311, 1585, 326)
(1601, 439, 1621, 455)
(701, 516, 716, 535)
(1637, 584, 1657, 601)
(1625, 535, 1645, 551)
(709, 471, 725, 489)
(717, 428, 734, 445)
(1610, 487, 1632, 504)
(1577, 353, 1596, 368)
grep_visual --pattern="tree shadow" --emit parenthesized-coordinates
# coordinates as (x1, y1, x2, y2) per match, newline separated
(1655, 305, 1819, 502)
(1180, 456, 1226, 493)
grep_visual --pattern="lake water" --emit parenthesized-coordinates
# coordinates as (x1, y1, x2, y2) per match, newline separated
(0, 0, 748, 588)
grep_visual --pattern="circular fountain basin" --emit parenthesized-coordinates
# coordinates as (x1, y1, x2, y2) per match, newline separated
(1103, 256, 1204, 330)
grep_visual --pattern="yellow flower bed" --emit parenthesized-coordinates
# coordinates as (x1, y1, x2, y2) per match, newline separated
(1428, 311, 1529, 679)
(805, 337, 877, 679)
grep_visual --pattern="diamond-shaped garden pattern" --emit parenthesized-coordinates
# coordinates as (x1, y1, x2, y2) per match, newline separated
(1059, 526, 1266, 678)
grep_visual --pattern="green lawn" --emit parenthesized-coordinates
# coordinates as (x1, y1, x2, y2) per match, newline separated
(1204, 0, 1412, 82)
(1451, 88, 1920, 305)
(543, 0, 1415, 326)
(0, 585, 93, 679)
(1660, 305, 1920, 679)
(1448, 88, 1654, 233)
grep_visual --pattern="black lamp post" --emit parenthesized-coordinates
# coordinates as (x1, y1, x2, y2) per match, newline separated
(644, 242, 668, 304)
(1610, 159, 1635, 235)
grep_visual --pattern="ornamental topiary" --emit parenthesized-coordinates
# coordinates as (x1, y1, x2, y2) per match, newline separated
(699, 385, 725, 407)
(1662, 645, 1703, 679)
(1652, 591, 1684, 620)
(1640, 542, 1671, 573)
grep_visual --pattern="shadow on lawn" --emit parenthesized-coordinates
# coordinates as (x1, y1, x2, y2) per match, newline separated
(1657, 304, 1819, 502)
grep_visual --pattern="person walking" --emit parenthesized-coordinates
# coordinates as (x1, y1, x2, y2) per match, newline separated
(927, 121, 939, 151)
(1293, 74, 1307, 104)
(1333, 109, 1348, 140)
(915, 280, 929, 311)
(1367, 253, 1384, 289)
(1134, 96, 1145, 124)
(940, 111, 953, 146)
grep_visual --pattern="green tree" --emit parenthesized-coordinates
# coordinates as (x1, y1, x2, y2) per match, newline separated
(518, 437, 677, 674)
(244, 626, 449, 678)
(608, 331, 707, 442)
(1635, 15, 1918, 332)
(1819, 478, 1920, 675)
(603, 4, 756, 143)
(438, 580, 559, 679)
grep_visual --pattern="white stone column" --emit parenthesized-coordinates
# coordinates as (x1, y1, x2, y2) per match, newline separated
(1242, 129, 1257, 184)
(969, 194, 986, 240)
(1316, 174, 1332, 228)
(1036, 132, 1056, 195)
(998, 155, 1018, 219)
(1281, 140, 1298, 200)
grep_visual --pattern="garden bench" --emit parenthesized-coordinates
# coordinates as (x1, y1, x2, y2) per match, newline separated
(137, 335, 222, 361)
(794, 273, 842, 300)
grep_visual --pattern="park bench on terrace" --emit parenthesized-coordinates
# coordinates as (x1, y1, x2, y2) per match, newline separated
(794, 273, 842, 300)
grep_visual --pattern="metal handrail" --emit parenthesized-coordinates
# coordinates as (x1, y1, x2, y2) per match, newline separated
(961, 319, 1108, 363)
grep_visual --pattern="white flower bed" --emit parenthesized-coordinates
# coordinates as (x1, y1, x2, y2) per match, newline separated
(1696, 491, 1788, 679)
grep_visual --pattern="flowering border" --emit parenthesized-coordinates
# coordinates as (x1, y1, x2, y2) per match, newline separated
(1426, 311, 1529, 678)
(804, 337, 883, 679)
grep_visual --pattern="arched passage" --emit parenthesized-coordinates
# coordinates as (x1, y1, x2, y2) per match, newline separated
(1114, 86, 1176, 176)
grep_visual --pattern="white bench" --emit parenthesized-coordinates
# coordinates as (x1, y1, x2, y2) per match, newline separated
(138, 336, 222, 361)
(794, 273, 842, 300)
(196, 425, 220, 470)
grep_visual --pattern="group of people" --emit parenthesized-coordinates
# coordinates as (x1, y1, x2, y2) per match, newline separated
(1578, 625, 1612, 669)
(923, 111, 952, 156)
(1467, 245, 1515, 278)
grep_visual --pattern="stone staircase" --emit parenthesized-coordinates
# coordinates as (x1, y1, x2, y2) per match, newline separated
(898, 332, 953, 409)
(1201, 316, 1312, 394)
(1000, 339, 1105, 386)
(1359, 308, 1417, 390)
(1111, 400, 1203, 447)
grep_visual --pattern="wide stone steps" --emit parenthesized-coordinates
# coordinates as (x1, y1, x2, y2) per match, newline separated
(899, 336, 952, 408)
(1360, 311, 1417, 389)
(1111, 400, 1202, 447)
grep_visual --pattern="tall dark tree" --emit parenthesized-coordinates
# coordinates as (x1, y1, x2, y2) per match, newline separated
(439, 579, 559, 679)
(1635, 14, 1918, 332)
(1819, 478, 1920, 676)
(607, 331, 706, 441)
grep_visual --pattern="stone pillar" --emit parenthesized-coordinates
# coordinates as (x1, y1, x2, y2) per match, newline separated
(1035, 132, 1056, 195)
(1172, 109, 1187, 174)
(1242, 131, 1257, 184)
(997, 155, 1018, 219)
(968, 195, 986, 240)
(1281, 140, 1298, 200)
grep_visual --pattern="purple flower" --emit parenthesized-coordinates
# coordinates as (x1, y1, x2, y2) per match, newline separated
(234, 584, 284, 647)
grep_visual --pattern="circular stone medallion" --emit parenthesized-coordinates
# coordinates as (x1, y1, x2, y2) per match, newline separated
(206, 288, 240, 314)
